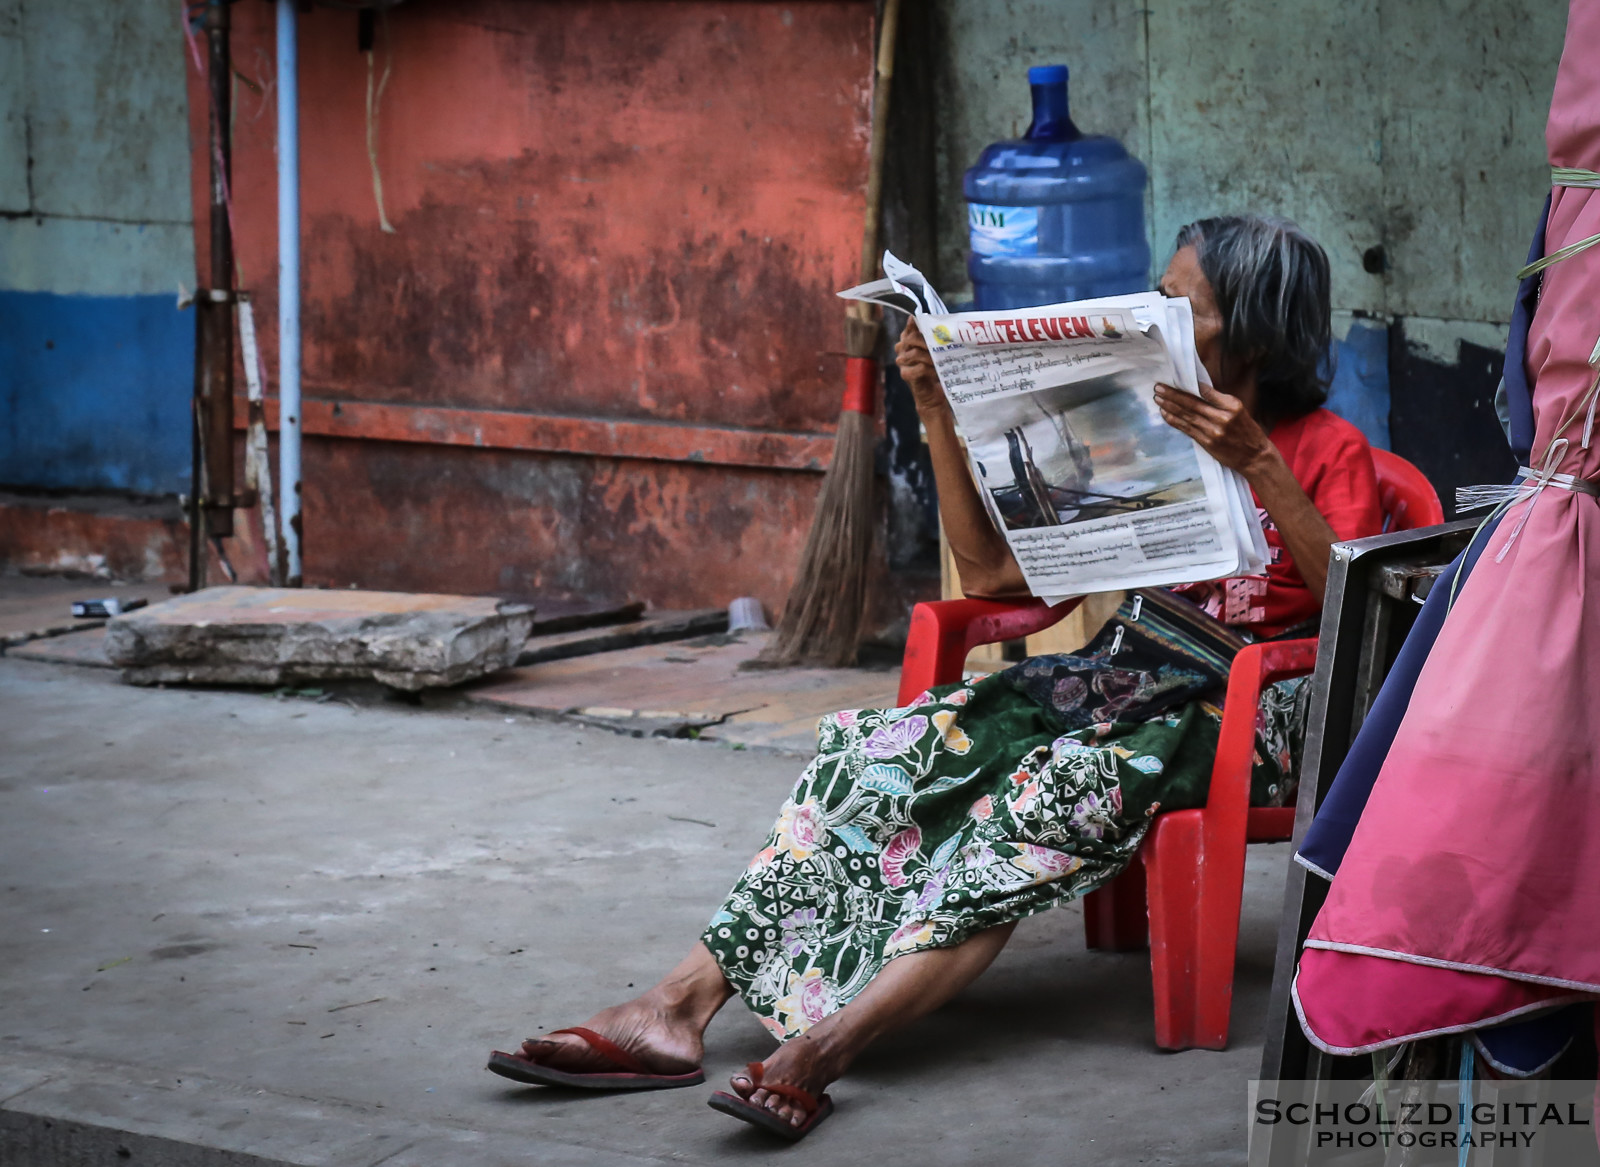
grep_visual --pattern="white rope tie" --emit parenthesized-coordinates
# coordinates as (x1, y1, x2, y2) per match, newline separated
(1586, 335, 1600, 449)
(1456, 440, 1600, 563)
(1497, 443, 1587, 562)
(1456, 333, 1600, 561)
(1518, 233, 1600, 281)
(1553, 167, 1600, 189)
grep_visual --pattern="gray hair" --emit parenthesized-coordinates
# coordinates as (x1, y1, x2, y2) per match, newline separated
(1175, 215, 1332, 421)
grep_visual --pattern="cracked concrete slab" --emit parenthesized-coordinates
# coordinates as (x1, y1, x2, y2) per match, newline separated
(7, 626, 113, 667)
(103, 587, 535, 690)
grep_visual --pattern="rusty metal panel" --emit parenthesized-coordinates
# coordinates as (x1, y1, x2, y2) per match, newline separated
(231, 395, 835, 472)
(185, 1, 876, 605)
(277, 440, 826, 615)
(195, 1, 872, 430)
(0, 493, 189, 581)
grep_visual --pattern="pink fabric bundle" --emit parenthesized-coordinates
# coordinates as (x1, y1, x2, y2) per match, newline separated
(1296, 0, 1600, 1054)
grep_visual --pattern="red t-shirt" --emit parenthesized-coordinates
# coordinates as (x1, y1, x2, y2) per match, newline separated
(1177, 408, 1383, 638)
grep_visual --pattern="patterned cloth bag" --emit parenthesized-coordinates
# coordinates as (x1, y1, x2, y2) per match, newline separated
(1000, 588, 1248, 731)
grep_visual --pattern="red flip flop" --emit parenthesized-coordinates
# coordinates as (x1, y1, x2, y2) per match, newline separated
(707, 1061, 835, 1141)
(486, 1026, 705, 1091)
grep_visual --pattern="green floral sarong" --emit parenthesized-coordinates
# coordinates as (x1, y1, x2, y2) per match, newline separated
(702, 671, 1305, 1040)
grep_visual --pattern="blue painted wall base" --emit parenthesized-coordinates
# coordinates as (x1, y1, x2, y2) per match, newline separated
(0, 290, 194, 496)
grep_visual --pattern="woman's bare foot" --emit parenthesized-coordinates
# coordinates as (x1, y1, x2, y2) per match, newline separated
(728, 1021, 856, 1128)
(519, 995, 704, 1075)
(504, 943, 734, 1075)
(721, 924, 1023, 1128)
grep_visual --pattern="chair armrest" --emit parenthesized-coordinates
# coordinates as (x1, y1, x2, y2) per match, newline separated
(1204, 637, 1319, 818)
(897, 596, 1083, 706)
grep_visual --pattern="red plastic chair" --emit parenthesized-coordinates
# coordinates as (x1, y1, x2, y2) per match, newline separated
(896, 449, 1443, 1050)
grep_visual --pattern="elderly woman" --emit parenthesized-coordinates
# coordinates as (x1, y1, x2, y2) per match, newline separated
(488, 215, 1383, 1140)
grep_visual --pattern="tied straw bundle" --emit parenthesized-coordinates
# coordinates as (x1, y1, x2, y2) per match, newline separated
(758, 0, 901, 669)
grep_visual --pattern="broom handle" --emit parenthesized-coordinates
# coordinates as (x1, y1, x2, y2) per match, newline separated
(858, 0, 901, 287)
(845, 0, 902, 389)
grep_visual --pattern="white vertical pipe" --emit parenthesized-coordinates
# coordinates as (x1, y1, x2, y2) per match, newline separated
(276, 0, 303, 585)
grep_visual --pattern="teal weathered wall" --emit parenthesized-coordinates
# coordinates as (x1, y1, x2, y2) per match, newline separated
(933, 0, 1564, 322)
(931, 0, 1566, 498)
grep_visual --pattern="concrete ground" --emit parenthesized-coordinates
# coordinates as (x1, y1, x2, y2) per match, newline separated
(469, 630, 901, 754)
(0, 656, 1288, 1166)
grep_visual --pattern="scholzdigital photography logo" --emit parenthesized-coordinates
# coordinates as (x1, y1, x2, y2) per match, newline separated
(1248, 1079, 1599, 1164)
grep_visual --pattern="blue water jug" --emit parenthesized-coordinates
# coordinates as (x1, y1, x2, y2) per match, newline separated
(965, 65, 1150, 310)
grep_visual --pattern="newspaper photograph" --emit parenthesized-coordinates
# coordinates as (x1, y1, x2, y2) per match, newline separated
(952, 335, 1207, 531)
(841, 255, 1265, 599)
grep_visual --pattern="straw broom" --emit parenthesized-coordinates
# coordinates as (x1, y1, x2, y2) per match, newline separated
(758, 0, 901, 669)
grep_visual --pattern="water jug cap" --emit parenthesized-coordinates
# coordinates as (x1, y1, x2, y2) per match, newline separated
(1027, 64, 1068, 85)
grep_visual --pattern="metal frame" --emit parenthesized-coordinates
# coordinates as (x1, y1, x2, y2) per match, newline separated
(1252, 520, 1482, 1165)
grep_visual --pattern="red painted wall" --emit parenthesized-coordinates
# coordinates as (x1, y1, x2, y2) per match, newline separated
(189, 1, 875, 611)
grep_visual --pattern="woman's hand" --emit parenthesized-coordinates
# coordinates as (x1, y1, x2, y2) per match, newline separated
(894, 318, 949, 414)
(1158, 381, 1341, 601)
(894, 316, 1027, 597)
(1154, 382, 1278, 479)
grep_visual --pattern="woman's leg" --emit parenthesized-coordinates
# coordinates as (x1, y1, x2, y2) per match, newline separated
(729, 921, 1019, 1126)
(515, 942, 735, 1073)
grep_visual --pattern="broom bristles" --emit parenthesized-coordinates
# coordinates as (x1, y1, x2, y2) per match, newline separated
(758, 407, 876, 668)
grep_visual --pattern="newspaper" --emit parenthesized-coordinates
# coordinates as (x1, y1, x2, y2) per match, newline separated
(841, 253, 1267, 601)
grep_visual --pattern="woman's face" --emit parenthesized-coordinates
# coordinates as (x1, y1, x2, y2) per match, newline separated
(1159, 245, 1226, 390)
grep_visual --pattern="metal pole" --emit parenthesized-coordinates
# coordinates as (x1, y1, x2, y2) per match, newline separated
(276, 0, 303, 585)
(188, 318, 207, 592)
(202, 0, 235, 538)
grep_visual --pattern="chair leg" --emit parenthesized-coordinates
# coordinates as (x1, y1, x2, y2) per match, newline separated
(1143, 810, 1219, 1050)
(1082, 855, 1149, 951)
(1136, 641, 1285, 1050)
(1190, 820, 1247, 1052)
